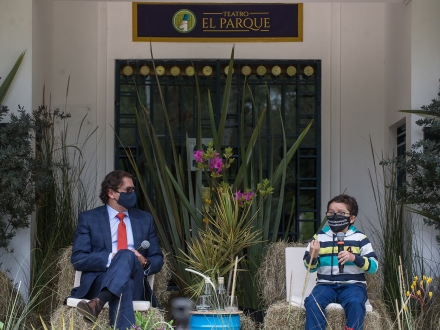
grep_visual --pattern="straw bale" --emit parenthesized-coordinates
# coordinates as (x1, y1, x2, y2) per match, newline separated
(50, 305, 165, 330)
(56, 246, 75, 307)
(365, 273, 383, 300)
(368, 299, 394, 329)
(153, 249, 172, 308)
(56, 247, 171, 308)
(0, 270, 25, 323)
(263, 300, 384, 330)
(256, 241, 307, 308)
(263, 301, 305, 330)
(0, 270, 40, 328)
(240, 313, 258, 330)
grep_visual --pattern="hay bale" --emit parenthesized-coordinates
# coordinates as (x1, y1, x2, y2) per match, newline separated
(153, 249, 172, 308)
(263, 300, 384, 330)
(56, 246, 75, 307)
(365, 273, 383, 301)
(56, 247, 171, 309)
(50, 305, 165, 330)
(256, 241, 307, 308)
(0, 270, 40, 328)
(263, 301, 305, 330)
(369, 299, 394, 329)
(240, 313, 258, 330)
(0, 270, 26, 324)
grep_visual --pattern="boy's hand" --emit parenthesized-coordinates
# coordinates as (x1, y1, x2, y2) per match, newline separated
(338, 250, 355, 265)
(309, 240, 320, 259)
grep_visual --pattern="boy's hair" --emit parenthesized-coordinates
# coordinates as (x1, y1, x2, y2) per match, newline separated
(327, 194, 358, 216)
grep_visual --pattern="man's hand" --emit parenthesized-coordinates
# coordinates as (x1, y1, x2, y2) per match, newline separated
(338, 250, 355, 265)
(309, 240, 320, 259)
(131, 249, 148, 268)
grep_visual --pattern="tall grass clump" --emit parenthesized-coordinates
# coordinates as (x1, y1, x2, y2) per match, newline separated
(370, 140, 440, 328)
(368, 141, 412, 316)
(30, 85, 98, 321)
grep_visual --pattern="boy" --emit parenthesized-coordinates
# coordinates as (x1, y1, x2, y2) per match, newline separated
(303, 194, 378, 330)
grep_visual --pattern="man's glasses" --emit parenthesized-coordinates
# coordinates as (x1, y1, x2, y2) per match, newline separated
(115, 187, 135, 194)
(325, 211, 350, 217)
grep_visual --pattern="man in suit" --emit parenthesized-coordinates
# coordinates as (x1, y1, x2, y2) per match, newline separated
(70, 170, 163, 330)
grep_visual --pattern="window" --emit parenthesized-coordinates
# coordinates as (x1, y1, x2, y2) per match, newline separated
(115, 59, 321, 241)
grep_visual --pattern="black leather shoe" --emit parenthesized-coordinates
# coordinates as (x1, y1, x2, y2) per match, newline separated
(77, 298, 104, 323)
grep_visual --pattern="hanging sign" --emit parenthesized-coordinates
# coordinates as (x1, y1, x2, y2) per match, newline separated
(133, 3, 303, 42)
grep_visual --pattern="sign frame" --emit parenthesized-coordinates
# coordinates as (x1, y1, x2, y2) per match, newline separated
(132, 2, 303, 42)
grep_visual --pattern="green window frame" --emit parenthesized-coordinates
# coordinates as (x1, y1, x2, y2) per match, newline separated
(115, 59, 321, 240)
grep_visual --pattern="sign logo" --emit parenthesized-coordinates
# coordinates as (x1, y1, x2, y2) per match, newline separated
(172, 9, 196, 33)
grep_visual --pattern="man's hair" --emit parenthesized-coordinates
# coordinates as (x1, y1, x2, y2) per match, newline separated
(99, 170, 135, 204)
(327, 194, 358, 216)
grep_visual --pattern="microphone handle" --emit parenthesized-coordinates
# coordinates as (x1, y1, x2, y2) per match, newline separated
(338, 242, 344, 273)
(136, 246, 144, 253)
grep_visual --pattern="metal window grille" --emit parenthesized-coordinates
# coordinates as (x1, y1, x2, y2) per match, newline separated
(115, 59, 321, 241)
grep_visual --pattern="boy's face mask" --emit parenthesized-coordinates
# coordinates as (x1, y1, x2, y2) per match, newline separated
(327, 213, 351, 233)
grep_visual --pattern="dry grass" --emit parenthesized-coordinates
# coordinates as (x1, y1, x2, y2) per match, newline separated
(240, 313, 258, 330)
(365, 272, 383, 301)
(50, 305, 164, 330)
(263, 302, 305, 330)
(0, 270, 40, 328)
(0, 270, 25, 322)
(56, 247, 75, 306)
(263, 301, 385, 330)
(153, 250, 172, 308)
(259, 242, 393, 329)
(56, 246, 172, 309)
(255, 241, 307, 308)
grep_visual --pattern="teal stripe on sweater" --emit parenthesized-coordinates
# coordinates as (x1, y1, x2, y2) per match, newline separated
(319, 256, 356, 267)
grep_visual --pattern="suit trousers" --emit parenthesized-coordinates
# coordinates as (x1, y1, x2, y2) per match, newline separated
(304, 283, 367, 330)
(86, 250, 145, 330)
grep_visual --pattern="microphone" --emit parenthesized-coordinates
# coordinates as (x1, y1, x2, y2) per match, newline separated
(136, 240, 150, 252)
(336, 232, 345, 273)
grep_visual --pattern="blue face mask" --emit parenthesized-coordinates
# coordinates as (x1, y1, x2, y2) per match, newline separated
(117, 191, 137, 209)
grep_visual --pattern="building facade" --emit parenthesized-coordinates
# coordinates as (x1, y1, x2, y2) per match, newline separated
(1, 0, 439, 296)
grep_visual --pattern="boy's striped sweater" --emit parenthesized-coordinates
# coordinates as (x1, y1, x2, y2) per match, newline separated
(303, 225, 378, 286)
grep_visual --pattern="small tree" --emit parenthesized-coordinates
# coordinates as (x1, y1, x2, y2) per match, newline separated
(385, 82, 440, 240)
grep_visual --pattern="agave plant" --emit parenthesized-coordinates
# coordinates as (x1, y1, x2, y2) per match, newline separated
(123, 46, 312, 308)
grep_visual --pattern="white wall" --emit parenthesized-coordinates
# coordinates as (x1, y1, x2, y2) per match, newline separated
(46, 1, 393, 237)
(384, 2, 411, 154)
(338, 3, 385, 235)
(0, 0, 33, 298)
(33, 0, 54, 109)
(1, 0, 438, 300)
(52, 1, 101, 201)
(0, 0, 32, 112)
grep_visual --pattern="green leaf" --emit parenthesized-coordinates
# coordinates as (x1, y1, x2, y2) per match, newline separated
(0, 51, 25, 104)
(399, 109, 440, 117)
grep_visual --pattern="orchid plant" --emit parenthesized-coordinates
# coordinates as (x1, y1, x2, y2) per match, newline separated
(179, 142, 273, 297)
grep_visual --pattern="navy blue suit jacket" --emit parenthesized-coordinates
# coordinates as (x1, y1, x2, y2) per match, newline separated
(70, 205, 163, 299)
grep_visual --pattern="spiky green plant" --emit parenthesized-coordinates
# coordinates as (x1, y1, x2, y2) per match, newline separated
(0, 51, 25, 104)
(123, 46, 312, 308)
